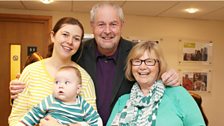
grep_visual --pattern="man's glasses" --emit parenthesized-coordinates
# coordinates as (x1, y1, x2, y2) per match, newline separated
(131, 58, 159, 66)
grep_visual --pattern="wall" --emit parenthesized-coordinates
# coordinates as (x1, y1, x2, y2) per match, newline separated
(124, 15, 224, 126)
(1, 8, 224, 126)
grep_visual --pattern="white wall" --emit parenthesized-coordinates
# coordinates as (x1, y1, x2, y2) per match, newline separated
(1, 8, 224, 126)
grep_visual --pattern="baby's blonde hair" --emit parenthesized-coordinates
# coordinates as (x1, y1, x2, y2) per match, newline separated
(58, 66, 82, 84)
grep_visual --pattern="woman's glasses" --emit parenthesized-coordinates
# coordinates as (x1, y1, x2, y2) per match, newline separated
(131, 58, 159, 66)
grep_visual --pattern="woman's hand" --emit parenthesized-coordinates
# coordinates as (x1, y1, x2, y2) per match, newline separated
(39, 115, 83, 126)
(70, 124, 82, 126)
(39, 115, 62, 126)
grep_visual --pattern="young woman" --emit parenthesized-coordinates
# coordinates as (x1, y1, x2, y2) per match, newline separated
(9, 17, 96, 126)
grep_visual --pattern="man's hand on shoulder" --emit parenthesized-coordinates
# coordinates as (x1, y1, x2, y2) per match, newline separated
(161, 69, 181, 86)
(9, 73, 25, 99)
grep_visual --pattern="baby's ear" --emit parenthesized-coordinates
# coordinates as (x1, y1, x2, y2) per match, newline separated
(77, 84, 82, 94)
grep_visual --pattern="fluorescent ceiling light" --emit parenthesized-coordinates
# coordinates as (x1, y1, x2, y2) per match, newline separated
(185, 8, 199, 14)
(40, 0, 54, 4)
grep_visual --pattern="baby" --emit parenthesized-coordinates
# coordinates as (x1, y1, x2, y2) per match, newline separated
(18, 66, 102, 126)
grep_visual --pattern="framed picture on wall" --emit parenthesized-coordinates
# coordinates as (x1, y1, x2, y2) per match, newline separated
(178, 40, 213, 65)
(180, 69, 212, 93)
(125, 36, 162, 44)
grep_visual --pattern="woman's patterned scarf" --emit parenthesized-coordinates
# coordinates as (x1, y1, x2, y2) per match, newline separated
(112, 80, 165, 126)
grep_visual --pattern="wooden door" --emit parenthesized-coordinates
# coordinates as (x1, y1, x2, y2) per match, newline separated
(0, 14, 51, 126)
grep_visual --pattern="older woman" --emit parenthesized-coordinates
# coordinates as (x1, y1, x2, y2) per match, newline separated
(107, 41, 205, 126)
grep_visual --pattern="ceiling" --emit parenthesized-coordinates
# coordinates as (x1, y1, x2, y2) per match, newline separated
(0, 1, 224, 21)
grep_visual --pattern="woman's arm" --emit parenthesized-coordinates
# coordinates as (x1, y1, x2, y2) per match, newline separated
(39, 115, 89, 126)
(8, 67, 31, 126)
(176, 87, 206, 126)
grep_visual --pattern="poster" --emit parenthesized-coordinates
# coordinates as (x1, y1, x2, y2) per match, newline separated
(179, 40, 213, 65)
(181, 69, 211, 92)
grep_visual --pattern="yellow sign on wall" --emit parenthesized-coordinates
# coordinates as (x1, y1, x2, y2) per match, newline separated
(10, 44, 21, 80)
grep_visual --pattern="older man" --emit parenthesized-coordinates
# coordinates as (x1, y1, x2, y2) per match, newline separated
(75, 3, 180, 125)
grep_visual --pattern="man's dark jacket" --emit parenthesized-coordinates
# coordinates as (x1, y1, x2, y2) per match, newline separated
(72, 38, 134, 113)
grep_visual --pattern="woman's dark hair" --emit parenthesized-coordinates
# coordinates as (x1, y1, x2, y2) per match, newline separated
(46, 42, 54, 58)
(46, 17, 84, 61)
(52, 17, 84, 40)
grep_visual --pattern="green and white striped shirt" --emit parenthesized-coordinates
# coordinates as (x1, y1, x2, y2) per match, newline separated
(22, 95, 100, 125)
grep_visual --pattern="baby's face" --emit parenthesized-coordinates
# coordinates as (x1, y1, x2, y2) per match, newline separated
(53, 70, 81, 103)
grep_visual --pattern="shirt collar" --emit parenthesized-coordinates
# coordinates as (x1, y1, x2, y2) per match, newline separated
(95, 43, 119, 63)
